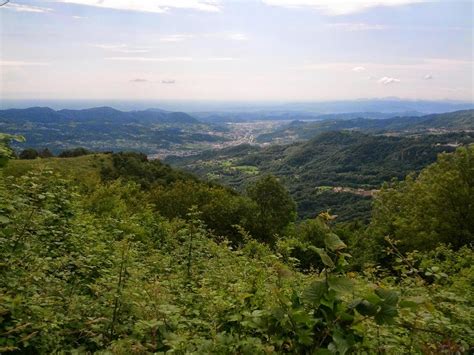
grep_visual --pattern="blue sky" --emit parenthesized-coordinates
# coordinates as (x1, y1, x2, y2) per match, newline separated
(0, 0, 472, 101)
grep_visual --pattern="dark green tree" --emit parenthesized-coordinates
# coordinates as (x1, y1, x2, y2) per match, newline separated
(19, 148, 39, 160)
(150, 180, 258, 243)
(38, 148, 54, 158)
(0, 133, 25, 167)
(370, 145, 474, 251)
(246, 175, 296, 244)
(58, 147, 91, 158)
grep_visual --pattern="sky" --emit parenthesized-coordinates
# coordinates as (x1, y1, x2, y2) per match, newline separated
(0, 0, 473, 102)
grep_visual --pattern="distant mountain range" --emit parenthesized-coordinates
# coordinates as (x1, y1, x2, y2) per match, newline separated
(193, 110, 427, 123)
(0, 107, 226, 154)
(0, 106, 199, 124)
(2, 98, 472, 119)
(192, 99, 473, 122)
(257, 99, 473, 115)
(257, 109, 474, 142)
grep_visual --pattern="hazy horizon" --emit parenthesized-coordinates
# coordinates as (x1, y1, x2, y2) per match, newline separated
(1, 97, 473, 114)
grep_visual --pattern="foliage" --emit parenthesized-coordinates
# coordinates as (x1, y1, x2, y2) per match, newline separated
(58, 147, 92, 158)
(2, 154, 108, 190)
(101, 152, 197, 189)
(354, 239, 474, 353)
(19, 148, 39, 160)
(170, 131, 474, 221)
(370, 145, 474, 251)
(0, 171, 399, 353)
(0, 133, 25, 167)
(0, 106, 223, 154)
(0, 145, 472, 353)
(150, 180, 258, 244)
(38, 148, 54, 158)
(257, 109, 474, 142)
(277, 216, 334, 271)
(246, 175, 297, 244)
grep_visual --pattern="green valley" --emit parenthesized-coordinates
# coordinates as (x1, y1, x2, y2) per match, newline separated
(167, 128, 474, 220)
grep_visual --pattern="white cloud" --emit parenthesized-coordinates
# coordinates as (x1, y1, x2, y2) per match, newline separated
(55, 0, 221, 13)
(92, 44, 126, 50)
(298, 62, 349, 70)
(261, 0, 425, 15)
(161, 80, 176, 84)
(378, 76, 401, 84)
(117, 50, 149, 54)
(106, 57, 193, 62)
(228, 33, 248, 41)
(160, 34, 195, 42)
(4, 3, 53, 13)
(108, 56, 237, 62)
(158, 33, 247, 42)
(72, 15, 87, 19)
(0, 60, 50, 66)
(352, 66, 367, 72)
(92, 44, 151, 54)
(424, 74, 433, 80)
(208, 57, 237, 61)
(327, 23, 387, 31)
(300, 58, 473, 73)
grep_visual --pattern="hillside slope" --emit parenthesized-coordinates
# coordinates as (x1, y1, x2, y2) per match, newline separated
(0, 107, 224, 154)
(0, 106, 199, 124)
(168, 131, 474, 220)
(257, 109, 474, 143)
(2, 154, 110, 186)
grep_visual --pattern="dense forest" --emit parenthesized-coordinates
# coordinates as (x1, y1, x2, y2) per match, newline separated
(168, 130, 474, 220)
(0, 130, 473, 353)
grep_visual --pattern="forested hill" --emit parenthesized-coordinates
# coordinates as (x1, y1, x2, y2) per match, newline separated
(0, 106, 199, 124)
(0, 107, 227, 154)
(257, 109, 474, 143)
(167, 131, 474, 220)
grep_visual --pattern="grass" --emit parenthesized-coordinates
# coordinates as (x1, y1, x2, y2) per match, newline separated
(233, 165, 260, 175)
(1, 154, 112, 186)
(315, 186, 333, 191)
(221, 160, 233, 168)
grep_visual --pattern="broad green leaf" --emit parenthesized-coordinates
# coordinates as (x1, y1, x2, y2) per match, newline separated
(355, 300, 378, 317)
(314, 350, 332, 355)
(302, 281, 327, 305)
(375, 288, 399, 306)
(327, 276, 353, 294)
(320, 293, 335, 309)
(375, 304, 397, 325)
(331, 330, 350, 355)
(324, 232, 347, 251)
(339, 311, 354, 323)
(296, 328, 314, 346)
(309, 246, 335, 268)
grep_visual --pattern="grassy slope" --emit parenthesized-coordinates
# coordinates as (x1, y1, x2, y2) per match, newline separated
(1, 154, 111, 186)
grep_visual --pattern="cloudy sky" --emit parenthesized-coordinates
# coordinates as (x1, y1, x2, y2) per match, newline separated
(0, 0, 472, 101)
